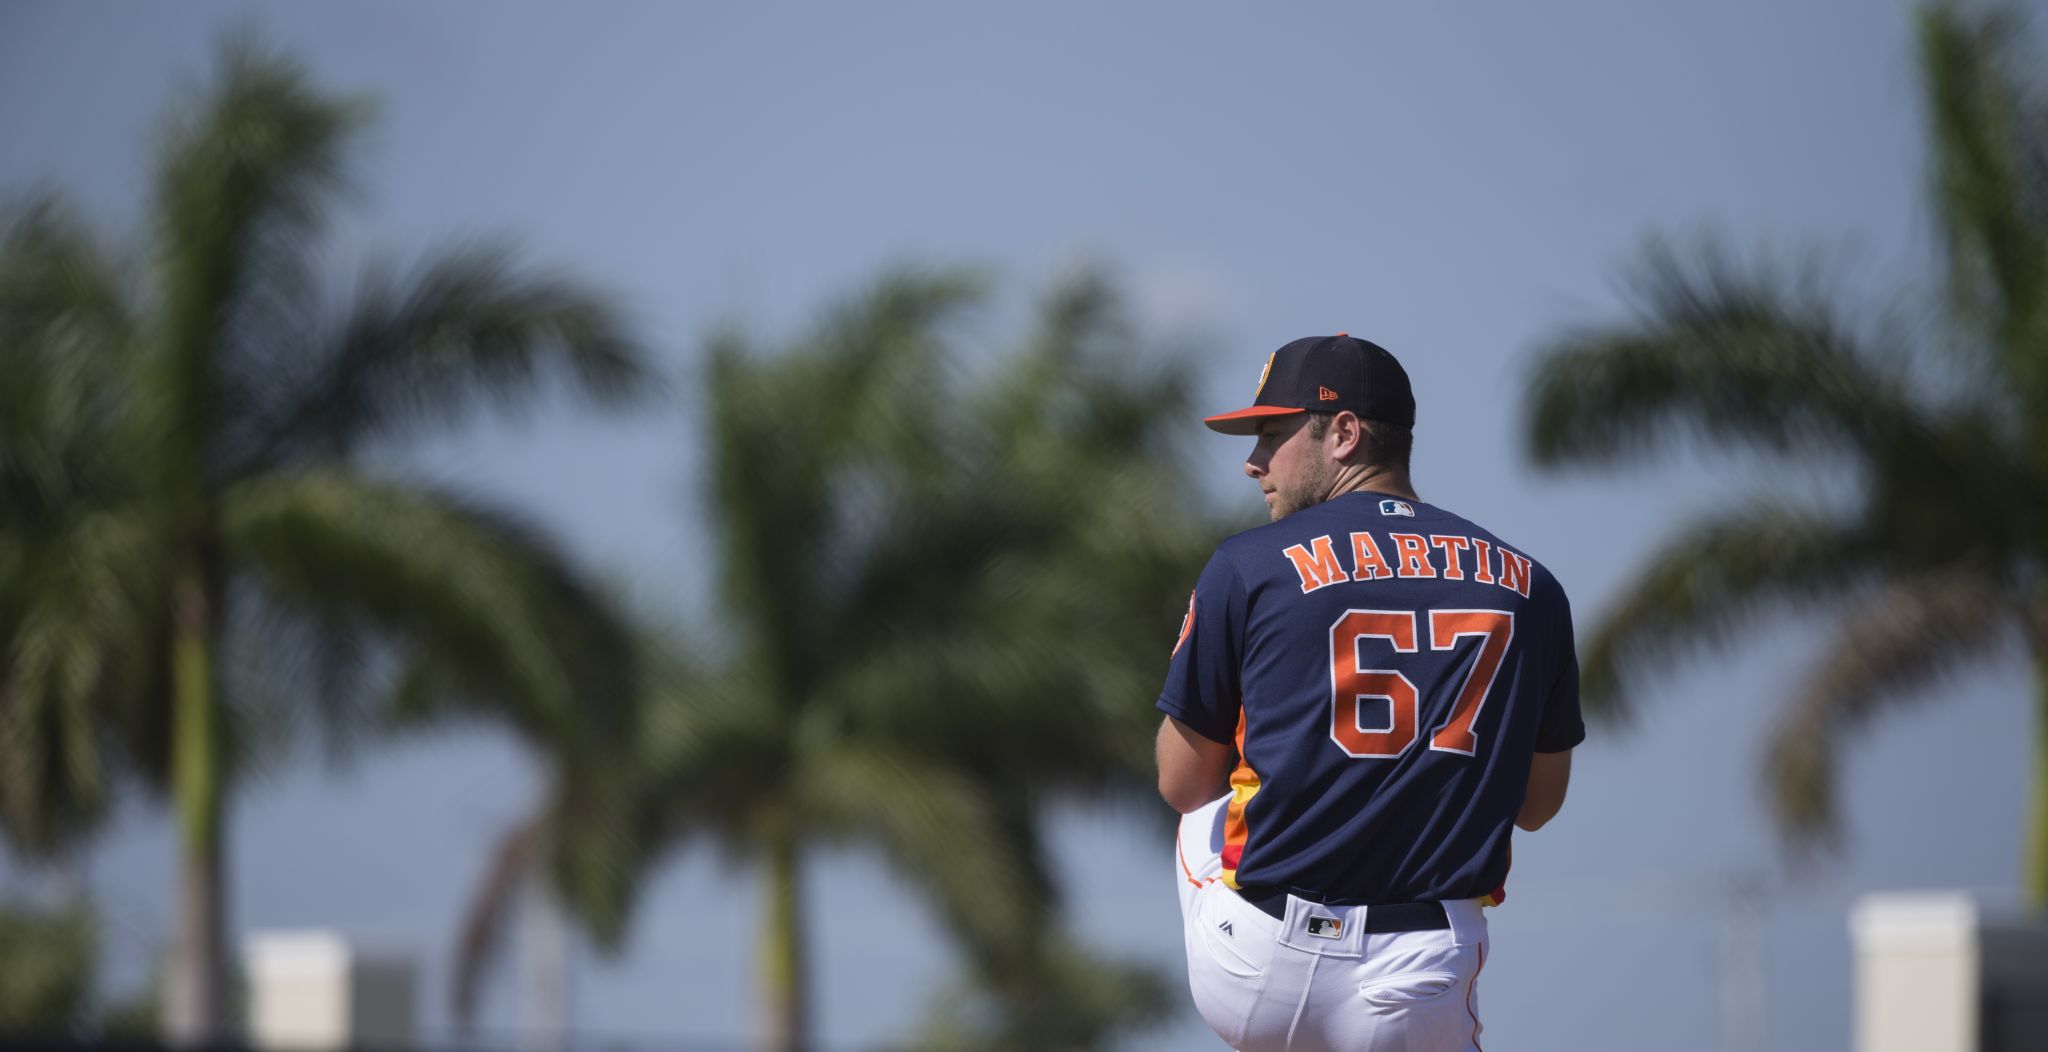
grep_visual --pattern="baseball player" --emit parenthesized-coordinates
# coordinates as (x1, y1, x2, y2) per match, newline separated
(1156, 334, 1582, 1051)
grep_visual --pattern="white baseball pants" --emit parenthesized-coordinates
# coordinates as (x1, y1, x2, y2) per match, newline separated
(1174, 796, 1490, 1052)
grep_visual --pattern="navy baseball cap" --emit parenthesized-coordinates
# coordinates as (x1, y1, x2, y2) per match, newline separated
(1203, 334, 1416, 435)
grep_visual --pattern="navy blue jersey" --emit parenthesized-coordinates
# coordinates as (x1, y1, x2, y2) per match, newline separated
(1157, 491, 1583, 905)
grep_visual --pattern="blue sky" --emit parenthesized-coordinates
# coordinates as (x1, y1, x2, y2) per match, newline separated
(2, 3, 2035, 1050)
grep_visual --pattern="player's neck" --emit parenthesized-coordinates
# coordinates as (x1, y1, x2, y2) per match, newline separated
(1326, 464, 1418, 504)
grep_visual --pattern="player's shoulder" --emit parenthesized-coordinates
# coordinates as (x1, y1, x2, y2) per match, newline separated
(1215, 492, 1509, 552)
(1204, 492, 1572, 598)
(1204, 493, 1418, 582)
(1237, 492, 1570, 598)
(1425, 501, 1572, 605)
(1208, 498, 1353, 569)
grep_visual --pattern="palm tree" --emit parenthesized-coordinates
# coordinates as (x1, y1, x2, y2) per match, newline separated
(0, 38, 649, 1042)
(0, 898, 96, 1034)
(447, 266, 1215, 1051)
(1521, 4, 2048, 905)
(905, 933, 1175, 1052)
(443, 632, 693, 1040)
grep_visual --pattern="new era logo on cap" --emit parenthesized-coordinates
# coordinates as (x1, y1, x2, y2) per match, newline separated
(1203, 334, 1417, 435)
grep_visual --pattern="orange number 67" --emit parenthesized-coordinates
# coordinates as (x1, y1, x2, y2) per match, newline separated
(1328, 609, 1514, 759)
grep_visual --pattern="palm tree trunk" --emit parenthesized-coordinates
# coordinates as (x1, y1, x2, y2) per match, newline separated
(519, 851, 572, 1052)
(162, 573, 227, 1044)
(2027, 615, 2048, 914)
(454, 815, 544, 1034)
(759, 812, 809, 1052)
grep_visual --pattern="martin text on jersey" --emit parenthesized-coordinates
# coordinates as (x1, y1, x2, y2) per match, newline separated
(1280, 532, 1533, 597)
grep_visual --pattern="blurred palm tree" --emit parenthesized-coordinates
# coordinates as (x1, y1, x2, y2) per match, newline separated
(448, 267, 1215, 1050)
(0, 37, 649, 1041)
(1523, 4, 2048, 904)
(0, 900, 95, 1034)
(905, 933, 1175, 1052)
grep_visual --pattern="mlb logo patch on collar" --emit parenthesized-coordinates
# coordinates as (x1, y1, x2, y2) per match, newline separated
(1306, 916, 1343, 939)
(1378, 499, 1415, 518)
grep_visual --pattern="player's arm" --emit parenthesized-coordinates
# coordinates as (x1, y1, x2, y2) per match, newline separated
(1156, 715, 1235, 814)
(1516, 748, 1572, 832)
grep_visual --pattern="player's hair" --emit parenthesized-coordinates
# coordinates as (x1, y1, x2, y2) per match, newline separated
(1307, 412, 1412, 473)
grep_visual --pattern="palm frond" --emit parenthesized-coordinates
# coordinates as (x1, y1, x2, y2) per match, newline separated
(816, 561, 1169, 793)
(791, 744, 1048, 963)
(800, 266, 1211, 796)
(445, 634, 740, 1027)
(0, 195, 137, 521)
(1858, 402, 2042, 571)
(147, 34, 369, 481)
(1524, 242, 1920, 470)
(0, 899, 99, 1031)
(1765, 570, 2014, 848)
(700, 268, 985, 700)
(1920, 3, 2048, 388)
(549, 642, 790, 941)
(446, 788, 648, 1033)
(1028, 265, 1126, 363)
(538, 771, 649, 951)
(1517, 3, 2048, 904)
(1580, 500, 1872, 724)
(697, 329, 819, 687)
(971, 267, 1126, 438)
(801, 265, 987, 468)
(0, 510, 167, 856)
(608, 264, 1215, 1039)
(242, 244, 653, 473)
(806, 276, 1210, 790)
(214, 568, 388, 768)
(219, 471, 637, 754)
(976, 269, 1196, 495)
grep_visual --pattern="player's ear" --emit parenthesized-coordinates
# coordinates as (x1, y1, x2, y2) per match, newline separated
(1328, 411, 1366, 462)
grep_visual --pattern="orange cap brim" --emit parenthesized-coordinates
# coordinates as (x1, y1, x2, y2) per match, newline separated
(1202, 405, 1305, 435)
